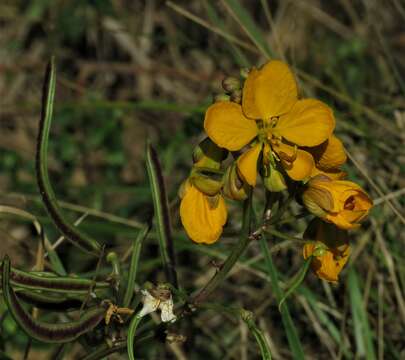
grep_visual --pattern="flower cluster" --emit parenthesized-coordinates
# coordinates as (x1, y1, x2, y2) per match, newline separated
(179, 60, 372, 282)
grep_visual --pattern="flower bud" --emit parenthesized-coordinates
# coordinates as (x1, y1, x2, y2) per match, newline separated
(230, 89, 242, 104)
(302, 186, 330, 218)
(312, 244, 327, 257)
(213, 93, 230, 103)
(192, 138, 228, 169)
(178, 179, 188, 199)
(223, 163, 249, 201)
(240, 67, 250, 79)
(263, 164, 287, 192)
(190, 169, 223, 196)
(222, 76, 241, 93)
(302, 176, 372, 230)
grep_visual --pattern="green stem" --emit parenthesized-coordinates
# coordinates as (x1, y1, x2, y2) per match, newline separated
(259, 236, 305, 360)
(127, 314, 143, 360)
(191, 189, 253, 305)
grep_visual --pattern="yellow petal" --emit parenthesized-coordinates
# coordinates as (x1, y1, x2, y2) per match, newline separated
(315, 135, 347, 170)
(254, 60, 298, 119)
(204, 101, 258, 151)
(274, 142, 314, 180)
(241, 67, 261, 119)
(180, 183, 227, 244)
(236, 143, 262, 186)
(311, 166, 347, 180)
(285, 149, 314, 180)
(275, 99, 335, 147)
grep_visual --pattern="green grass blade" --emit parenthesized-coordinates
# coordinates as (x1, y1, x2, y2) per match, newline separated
(259, 236, 305, 360)
(222, 0, 273, 59)
(299, 286, 351, 357)
(123, 224, 150, 308)
(145, 141, 178, 288)
(348, 268, 376, 360)
(36, 58, 102, 256)
(203, 1, 250, 67)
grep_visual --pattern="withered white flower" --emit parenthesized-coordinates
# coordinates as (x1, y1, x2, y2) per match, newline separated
(138, 288, 176, 323)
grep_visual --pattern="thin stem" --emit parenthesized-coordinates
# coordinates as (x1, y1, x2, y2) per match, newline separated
(259, 236, 305, 360)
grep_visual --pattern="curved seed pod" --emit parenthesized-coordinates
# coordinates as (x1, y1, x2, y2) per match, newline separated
(2, 256, 106, 343)
(16, 290, 84, 311)
(0, 262, 110, 293)
(36, 58, 102, 256)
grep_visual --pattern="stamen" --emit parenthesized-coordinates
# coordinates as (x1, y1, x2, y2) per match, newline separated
(344, 196, 355, 210)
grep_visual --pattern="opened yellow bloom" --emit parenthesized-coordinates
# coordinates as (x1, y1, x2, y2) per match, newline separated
(303, 219, 350, 282)
(180, 180, 227, 244)
(303, 176, 373, 229)
(204, 60, 335, 185)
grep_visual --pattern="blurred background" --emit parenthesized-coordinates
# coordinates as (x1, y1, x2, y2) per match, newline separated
(0, 0, 404, 359)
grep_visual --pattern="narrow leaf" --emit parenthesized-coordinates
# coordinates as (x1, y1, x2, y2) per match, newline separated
(145, 141, 178, 288)
(36, 58, 102, 256)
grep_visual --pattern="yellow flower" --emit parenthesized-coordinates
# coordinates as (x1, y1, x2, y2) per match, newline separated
(302, 176, 373, 229)
(204, 60, 335, 186)
(303, 219, 350, 282)
(180, 180, 227, 244)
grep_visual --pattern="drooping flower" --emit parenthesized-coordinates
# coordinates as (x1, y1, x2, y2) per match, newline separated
(204, 60, 335, 186)
(180, 138, 229, 244)
(180, 179, 227, 244)
(302, 175, 373, 229)
(303, 219, 350, 282)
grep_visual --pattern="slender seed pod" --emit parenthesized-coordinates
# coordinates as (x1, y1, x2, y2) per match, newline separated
(36, 59, 102, 256)
(0, 262, 110, 294)
(2, 256, 106, 343)
(15, 290, 84, 311)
